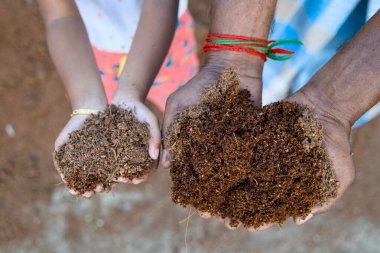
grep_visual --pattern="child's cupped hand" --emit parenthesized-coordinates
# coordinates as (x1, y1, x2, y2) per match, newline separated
(109, 93, 161, 183)
(53, 95, 160, 198)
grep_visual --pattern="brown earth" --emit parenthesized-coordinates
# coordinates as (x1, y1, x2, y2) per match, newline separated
(166, 69, 337, 228)
(55, 105, 154, 194)
(0, 0, 66, 243)
(0, 0, 379, 252)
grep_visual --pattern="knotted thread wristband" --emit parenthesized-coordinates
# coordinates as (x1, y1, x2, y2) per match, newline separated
(203, 33, 302, 61)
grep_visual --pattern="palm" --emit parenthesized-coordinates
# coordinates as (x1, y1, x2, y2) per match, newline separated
(162, 68, 262, 166)
(197, 88, 355, 230)
(162, 68, 263, 229)
(54, 100, 159, 198)
(286, 92, 355, 219)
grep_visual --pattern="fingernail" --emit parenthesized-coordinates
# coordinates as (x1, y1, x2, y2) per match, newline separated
(95, 184, 103, 192)
(161, 149, 171, 168)
(153, 148, 159, 160)
(162, 149, 168, 161)
(224, 218, 239, 230)
(82, 191, 94, 198)
(68, 189, 79, 196)
(247, 227, 257, 233)
(298, 214, 313, 225)
(132, 175, 147, 184)
(60, 173, 67, 184)
(247, 224, 272, 232)
(199, 212, 212, 219)
(149, 144, 159, 160)
(113, 177, 129, 183)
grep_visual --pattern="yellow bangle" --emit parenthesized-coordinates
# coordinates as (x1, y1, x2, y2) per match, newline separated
(70, 109, 100, 117)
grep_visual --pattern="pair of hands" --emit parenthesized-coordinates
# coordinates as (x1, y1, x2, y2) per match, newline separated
(54, 96, 160, 198)
(161, 58, 355, 231)
(54, 55, 355, 231)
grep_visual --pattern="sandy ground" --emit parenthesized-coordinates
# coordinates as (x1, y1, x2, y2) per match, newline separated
(0, 1, 379, 252)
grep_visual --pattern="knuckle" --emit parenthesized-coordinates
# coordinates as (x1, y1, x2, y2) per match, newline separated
(346, 168, 355, 185)
(166, 95, 177, 109)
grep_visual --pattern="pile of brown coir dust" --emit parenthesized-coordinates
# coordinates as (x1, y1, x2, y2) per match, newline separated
(54, 105, 154, 194)
(165, 69, 337, 228)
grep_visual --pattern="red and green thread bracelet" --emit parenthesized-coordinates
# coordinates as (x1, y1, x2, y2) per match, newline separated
(203, 34, 303, 61)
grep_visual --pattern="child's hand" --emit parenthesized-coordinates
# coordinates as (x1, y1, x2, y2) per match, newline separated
(54, 115, 92, 197)
(53, 96, 161, 198)
(111, 92, 161, 181)
(53, 105, 107, 198)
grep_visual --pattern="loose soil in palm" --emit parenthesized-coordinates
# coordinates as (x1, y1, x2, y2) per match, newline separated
(165, 69, 337, 228)
(54, 105, 154, 194)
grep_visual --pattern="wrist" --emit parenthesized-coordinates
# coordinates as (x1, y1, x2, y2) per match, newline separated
(72, 96, 107, 111)
(202, 50, 263, 106)
(297, 84, 352, 131)
(204, 50, 264, 80)
(112, 85, 146, 104)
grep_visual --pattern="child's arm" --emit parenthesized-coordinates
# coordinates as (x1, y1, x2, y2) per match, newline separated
(112, 0, 179, 164)
(38, 0, 107, 111)
(38, 0, 108, 197)
(114, 0, 179, 101)
(39, 0, 179, 197)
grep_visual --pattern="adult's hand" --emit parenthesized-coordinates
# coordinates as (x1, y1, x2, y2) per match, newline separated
(161, 51, 266, 230)
(162, 0, 277, 167)
(289, 11, 380, 225)
(285, 90, 355, 224)
(162, 0, 276, 230)
(161, 51, 264, 168)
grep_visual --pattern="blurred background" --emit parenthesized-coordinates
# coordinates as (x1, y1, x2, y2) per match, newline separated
(0, 0, 379, 252)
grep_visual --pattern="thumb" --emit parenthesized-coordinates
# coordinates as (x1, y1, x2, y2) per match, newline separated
(137, 108, 161, 160)
(161, 96, 178, 169)
(54, 115, 88, 151)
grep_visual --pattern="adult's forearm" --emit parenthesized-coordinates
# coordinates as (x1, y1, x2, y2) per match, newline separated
(206, 0, 277, 73)
(302, 11, 380, 127)
(39, 0, 107, 110)
(117, 0, 179, 101)
(203, 0, 277, 106)
(210, 0, 275, 39)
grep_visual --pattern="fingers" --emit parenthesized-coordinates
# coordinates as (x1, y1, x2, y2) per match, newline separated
(198, 211, 272, 232)
(160, 149, 172, 169)
(295, 144, 355, 224)
(54, 115, 89, 151)
(294, 213, 314, 225)
(160, 72, 220, 169)
(68, 188, 79, 196)
(132, 175, 149, 184)
(224, 218, 241, 230)
(59, 173, 67, 184)
(198, 211, 212, 219)
(247, 223, 274, 232)
(94, 184, 104, 192)
(126, 103, 160, 161)
(294, 189, 345, 225)
(113, 177, 130, 183)
(82, 191, 95, 198)
(294, 169, 354, 225)
(142, 110, 161, 161)
(160, 105, 173, 168)
(62, 173, 148, 199)
(160, 95, 180, 169)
